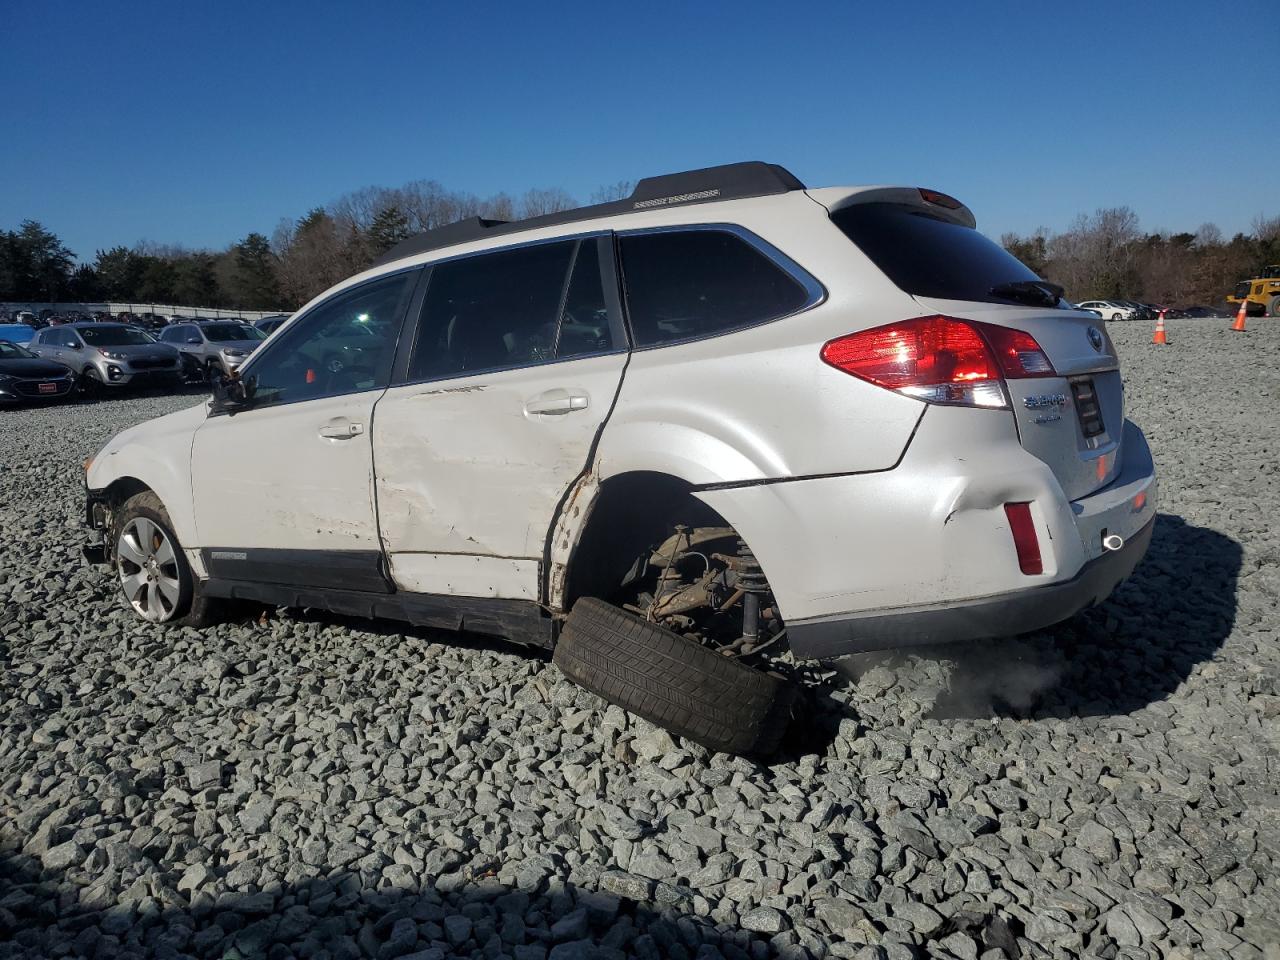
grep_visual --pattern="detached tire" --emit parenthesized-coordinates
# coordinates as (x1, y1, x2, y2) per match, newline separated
(554, 597, 795, 756)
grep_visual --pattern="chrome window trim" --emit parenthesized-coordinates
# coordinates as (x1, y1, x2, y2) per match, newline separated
(614, 222, 827, 352)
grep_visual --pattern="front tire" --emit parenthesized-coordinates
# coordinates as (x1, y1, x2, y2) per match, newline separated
(554, 597, 796, 756)
(111, 491, 226, 627)
(80, 367, 104, 399)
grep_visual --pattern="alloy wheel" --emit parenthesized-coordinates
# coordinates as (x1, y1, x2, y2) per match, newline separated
(116, 517, 182, 622)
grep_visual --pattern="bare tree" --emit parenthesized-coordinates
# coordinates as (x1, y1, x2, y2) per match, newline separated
(589, 180, 635, 204)
(518, 187, 578, 219)
(1193, 223, 1223, 248)
(1252, 213, 1280, 243)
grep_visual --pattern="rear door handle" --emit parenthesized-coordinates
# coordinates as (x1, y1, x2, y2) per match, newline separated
(318, 419, 364, 440)
(524, 388, 589, 416)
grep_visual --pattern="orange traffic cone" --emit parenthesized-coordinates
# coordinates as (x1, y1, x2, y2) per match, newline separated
(1232, 300, 1248, 332)
(1152, 310, 1168, 345)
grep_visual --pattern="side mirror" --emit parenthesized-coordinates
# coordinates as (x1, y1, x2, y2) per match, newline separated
(210, 373, 255, 415)
(187, 337, 201, 344)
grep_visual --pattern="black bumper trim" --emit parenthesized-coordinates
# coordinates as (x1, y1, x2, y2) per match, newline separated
(787, 517, 1154, 659)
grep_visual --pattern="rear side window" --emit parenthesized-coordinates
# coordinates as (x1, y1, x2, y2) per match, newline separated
(619, 229, 810, 347)
(832, 202, 1043, 305)
(408, 238, 613, 381)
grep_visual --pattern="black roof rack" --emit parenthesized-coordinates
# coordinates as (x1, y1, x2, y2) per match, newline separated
(373, 161, 804, 267)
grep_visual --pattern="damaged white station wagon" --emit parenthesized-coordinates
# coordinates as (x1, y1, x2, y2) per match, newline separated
(84, 162, 1157, 754)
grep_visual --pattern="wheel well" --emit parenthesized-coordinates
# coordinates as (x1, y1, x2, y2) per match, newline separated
(103, 477, 152, 510)
(562, 471, 731, 610)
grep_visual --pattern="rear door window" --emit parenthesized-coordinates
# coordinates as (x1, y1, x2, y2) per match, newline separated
(407, 237, 615, 381)
(831, 202, 1045, 305)
(618, 228, 811, 347)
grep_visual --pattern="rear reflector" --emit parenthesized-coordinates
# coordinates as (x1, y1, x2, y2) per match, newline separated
(1003, 502, 1043, 575)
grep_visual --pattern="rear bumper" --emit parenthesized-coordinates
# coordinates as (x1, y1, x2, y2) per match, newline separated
(696, 405, 1157, 659)
(786, 517, 1152, 658)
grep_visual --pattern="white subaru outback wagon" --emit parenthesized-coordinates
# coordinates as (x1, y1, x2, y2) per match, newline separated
(84, 162, 1157, 754)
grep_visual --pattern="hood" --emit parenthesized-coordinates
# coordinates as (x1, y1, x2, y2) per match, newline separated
(0, 357, 72, 378)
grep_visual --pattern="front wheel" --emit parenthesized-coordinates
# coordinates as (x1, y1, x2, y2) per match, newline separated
(111, 491, 228, 627)
(80, 367, 104, 399)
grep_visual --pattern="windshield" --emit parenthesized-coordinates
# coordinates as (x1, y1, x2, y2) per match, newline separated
(203, 323, 266, 342)
(78, 326, 158, 346)
(0, 340, 35, 359)
(832, 202, 1047, 306)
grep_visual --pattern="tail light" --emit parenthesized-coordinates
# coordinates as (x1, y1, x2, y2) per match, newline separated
(820, 315, 1056, 409)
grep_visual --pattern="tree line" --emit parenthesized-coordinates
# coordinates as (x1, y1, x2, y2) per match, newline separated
(3, 184, 1277, 312)
(0, 179, 631, 311)
(1000, 208, 1280, 307)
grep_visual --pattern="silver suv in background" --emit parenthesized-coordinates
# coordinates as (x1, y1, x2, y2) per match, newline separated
(29, 322, 182, 394)
(159, 321, 267, 381)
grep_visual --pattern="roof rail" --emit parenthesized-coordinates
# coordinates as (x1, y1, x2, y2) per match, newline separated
(373, 161, 804, 267)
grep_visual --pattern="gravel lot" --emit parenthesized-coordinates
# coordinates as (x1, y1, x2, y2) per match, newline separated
(1, 318, 1277, 960)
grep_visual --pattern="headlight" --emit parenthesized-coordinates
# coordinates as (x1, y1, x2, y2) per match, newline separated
(99, 349, 127, 360)
(223, 349, 247, 358)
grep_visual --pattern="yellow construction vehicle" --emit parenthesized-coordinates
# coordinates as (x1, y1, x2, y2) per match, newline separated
(1228, 266, 1280, 316)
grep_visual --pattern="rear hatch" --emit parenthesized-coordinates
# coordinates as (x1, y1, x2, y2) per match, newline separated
(824, 190, 1124, 501)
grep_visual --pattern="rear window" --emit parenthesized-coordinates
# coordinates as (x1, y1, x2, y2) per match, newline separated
(203, 323, 265, 342)
(832, 202, 1043, 305)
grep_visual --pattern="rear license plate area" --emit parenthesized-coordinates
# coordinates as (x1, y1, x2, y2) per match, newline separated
(1070, 377, 1105, 438)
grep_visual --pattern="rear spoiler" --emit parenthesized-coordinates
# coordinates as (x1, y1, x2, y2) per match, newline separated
(806, 186, 977, 229)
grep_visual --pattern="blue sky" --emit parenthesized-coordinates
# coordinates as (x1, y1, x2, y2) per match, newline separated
(2, 0, 1275, 261)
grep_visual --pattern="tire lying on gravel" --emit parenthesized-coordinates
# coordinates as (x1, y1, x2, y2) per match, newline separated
(553, 597, 796, 756)
(110, 491, 229, 628)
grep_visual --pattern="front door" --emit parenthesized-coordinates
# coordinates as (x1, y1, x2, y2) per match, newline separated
(373, 235, 628, 601)
(189, 269, 418, 591)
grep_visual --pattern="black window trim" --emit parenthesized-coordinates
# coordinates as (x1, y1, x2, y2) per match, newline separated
(212, 263, 423, 418)
(614, 222, 826, 353)
(389, 231, 628, 389)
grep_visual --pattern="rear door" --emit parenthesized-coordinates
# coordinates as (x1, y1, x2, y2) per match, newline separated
(372, 235, 628, 601)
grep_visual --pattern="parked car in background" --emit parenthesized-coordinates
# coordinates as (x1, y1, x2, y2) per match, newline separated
(0, 339, 78, 404)
(0, 339, 78, 406)
(1183, 305, 1229, 319)
(29, 322, 182, 395)
(1076, 300, 1138, 321)
(254, 314, 291, 335)
(0, 323, 36, 345)
(1070, 303, 1104, 319)
(81, 161, 1157, 755)
(158, 320, 267, 381)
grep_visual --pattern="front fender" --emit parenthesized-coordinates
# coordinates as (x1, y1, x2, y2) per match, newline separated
(86, 401, 206, 546)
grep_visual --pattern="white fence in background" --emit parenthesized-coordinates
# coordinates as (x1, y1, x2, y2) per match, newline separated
(1, 302, 287, 322)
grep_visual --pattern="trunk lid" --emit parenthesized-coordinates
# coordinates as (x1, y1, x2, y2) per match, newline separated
(915, 297, 1124, 500)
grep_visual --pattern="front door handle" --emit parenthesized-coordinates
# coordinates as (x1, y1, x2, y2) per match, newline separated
(524, 388, 589, 417)
(318, 418, 364, 440)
